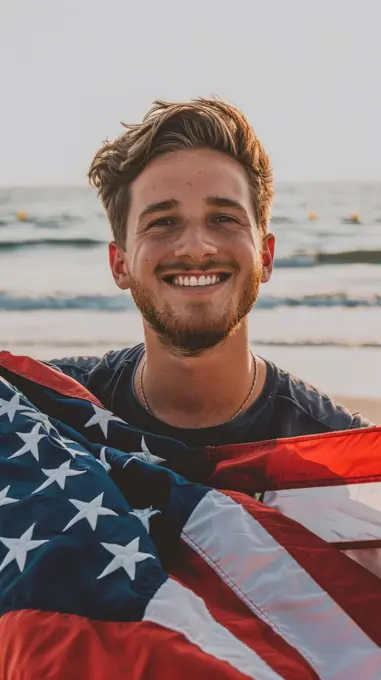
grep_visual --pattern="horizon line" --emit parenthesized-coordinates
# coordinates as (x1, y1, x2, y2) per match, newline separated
(1, 179, 381, 190)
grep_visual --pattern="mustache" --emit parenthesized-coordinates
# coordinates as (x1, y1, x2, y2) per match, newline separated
(155, 260, 239, 275)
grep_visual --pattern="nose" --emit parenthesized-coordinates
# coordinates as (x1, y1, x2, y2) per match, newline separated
(173, 224, 218, 261)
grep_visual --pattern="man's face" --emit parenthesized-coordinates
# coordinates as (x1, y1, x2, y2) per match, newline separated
(109, 148, 275, 354)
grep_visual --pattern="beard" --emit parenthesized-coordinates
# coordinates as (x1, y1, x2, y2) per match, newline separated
(128, 266, 262, 356)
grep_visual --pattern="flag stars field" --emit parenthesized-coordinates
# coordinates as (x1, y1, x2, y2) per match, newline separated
(0, 524, 48, 574)
(10, 423, 46, 461)
(84, 404, 124, 439)
(97, 536, 154, 581)
(63, 492, 118, 531)
(0, 393, 35, 423)
(0, 485, 18, 507)
(32, 460, 86, 494)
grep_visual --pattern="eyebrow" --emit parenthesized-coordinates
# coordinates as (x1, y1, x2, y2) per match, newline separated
(205, 196, 247, 213)
(139, 199, 179, 220)
(138, 195, 247, 221)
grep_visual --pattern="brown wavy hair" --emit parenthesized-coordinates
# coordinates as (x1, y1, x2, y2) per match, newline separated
(88, 97, 274, 245)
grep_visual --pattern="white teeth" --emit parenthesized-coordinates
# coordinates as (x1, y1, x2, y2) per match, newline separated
(172, 274, 223, 287)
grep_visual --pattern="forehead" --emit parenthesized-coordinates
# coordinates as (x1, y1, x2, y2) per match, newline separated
(129, 148, 252, 211)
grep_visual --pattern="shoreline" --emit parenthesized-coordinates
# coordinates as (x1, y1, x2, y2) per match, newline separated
(333, 395, 380, 425)
(1, 341, 380, 425)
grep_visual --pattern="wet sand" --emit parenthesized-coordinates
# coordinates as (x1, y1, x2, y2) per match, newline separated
(334, 396, 381, 425)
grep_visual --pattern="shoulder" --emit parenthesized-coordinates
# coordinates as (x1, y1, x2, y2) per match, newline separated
(48, 344, 144, 386)
(267, 360, 374, 431)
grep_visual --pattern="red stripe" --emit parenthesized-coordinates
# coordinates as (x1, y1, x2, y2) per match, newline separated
(171, 543, 318, 680)
(223, 489, 381, 647)
(0, 609, 251, 680)
(333, 539, 381, 550)
(0, 351, 104, 408)
(207, 428, 381, 494)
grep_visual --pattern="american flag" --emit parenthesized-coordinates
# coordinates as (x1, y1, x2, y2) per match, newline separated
(0, 350, 380, 680)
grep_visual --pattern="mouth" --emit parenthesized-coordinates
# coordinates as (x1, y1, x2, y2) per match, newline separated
(162, 272, 232, 288)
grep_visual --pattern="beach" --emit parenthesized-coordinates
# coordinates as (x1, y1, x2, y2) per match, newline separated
(334, 396, 380, 424)
(0, 183, 380, 425)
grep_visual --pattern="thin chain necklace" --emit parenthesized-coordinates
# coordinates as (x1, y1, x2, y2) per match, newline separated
(139, 352, 257, 423)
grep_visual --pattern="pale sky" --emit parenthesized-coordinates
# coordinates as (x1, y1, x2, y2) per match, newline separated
(1, 0, 380, 185)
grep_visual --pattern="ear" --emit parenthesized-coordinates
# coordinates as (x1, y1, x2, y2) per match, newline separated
(109, 241, 131, 290)
(261, 233, 275, 283)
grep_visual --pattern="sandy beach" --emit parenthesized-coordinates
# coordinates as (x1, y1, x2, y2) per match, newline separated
(334, 396, 380, 425)
(2, 336, 380, 426)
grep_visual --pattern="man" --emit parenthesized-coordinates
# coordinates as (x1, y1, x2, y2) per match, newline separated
(51, 98, 372, 446)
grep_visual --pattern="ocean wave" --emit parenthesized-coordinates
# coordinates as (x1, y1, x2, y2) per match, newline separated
(0, 236, 380, 268)
(0, 293, 127, 311)
(0, 238, 104, 250)
(270, 216, 293, 224)
(31, 214, 82, 227)
(0, 214, 84, 229)
(254, 339, 381, 348)
(276, 250, 381, 267)
(2, 337, 380, 350)
(1, 291, 380, 312)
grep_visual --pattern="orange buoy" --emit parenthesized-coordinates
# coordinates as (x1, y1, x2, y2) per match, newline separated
(16, 210, 27, 221)
(307, 211, 318, 221)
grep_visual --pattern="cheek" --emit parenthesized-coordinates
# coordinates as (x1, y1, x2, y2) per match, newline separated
(233, 232, 259, 267)
(128, 241, 160, 278)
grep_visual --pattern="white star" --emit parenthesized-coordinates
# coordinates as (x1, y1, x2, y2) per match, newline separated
(97, 536, 154, 581)
(10, 423, 46, 461)
(96, 446, 111, 473)
(32, 460, 86, 494)
(0, 393, 34, 423)
(84, 404, 124, 438)
(60, 436, 80, 446)
(129, 436, 166, 466)
(21, 410, 56, 434)
(66, 447, 89, 460)
(63, 492, 118, 531)
(129, 507, 161, 533)
(64, 445, 89, 460)
(0, 523, 48, 573)
(0, 485, 18, 507)
(55, 436, 88, 459)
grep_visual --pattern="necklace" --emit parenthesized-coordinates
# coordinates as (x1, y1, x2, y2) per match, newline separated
(139, 352, 257, 422)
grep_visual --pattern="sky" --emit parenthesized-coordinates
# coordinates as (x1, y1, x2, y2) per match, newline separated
(0, 0, 380, 185)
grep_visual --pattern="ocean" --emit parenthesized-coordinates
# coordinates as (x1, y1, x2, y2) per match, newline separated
(1, 183, 381, 399)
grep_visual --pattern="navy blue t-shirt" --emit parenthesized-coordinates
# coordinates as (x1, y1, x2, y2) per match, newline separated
(48, 344, 373, 448)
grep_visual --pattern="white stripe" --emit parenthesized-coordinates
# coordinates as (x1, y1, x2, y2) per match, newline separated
(343, 547, 381, 578)
(264, 482, 381, 543)
(182, 490, 381, 680)
(144, 578, 283, 680)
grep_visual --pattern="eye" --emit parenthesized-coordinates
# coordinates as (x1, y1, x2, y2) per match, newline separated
(148, 217, 176, 228)
(214, 214, 239, 224)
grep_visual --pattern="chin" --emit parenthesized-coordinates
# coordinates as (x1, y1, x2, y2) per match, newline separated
(155, 318, 240, 356)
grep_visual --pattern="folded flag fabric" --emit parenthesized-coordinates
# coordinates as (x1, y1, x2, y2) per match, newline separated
(0, 350, 381, 680)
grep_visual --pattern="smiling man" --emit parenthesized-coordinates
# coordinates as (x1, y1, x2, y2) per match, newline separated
(51, 98, 373, 445)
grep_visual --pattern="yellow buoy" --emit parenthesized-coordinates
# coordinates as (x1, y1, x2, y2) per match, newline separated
(16, 210, 27, 221)
(343, 213, 361, 224)
(307, 211, 317, 221)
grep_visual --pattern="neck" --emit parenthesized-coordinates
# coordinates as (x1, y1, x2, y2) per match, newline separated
(136, 321, 263, 429)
